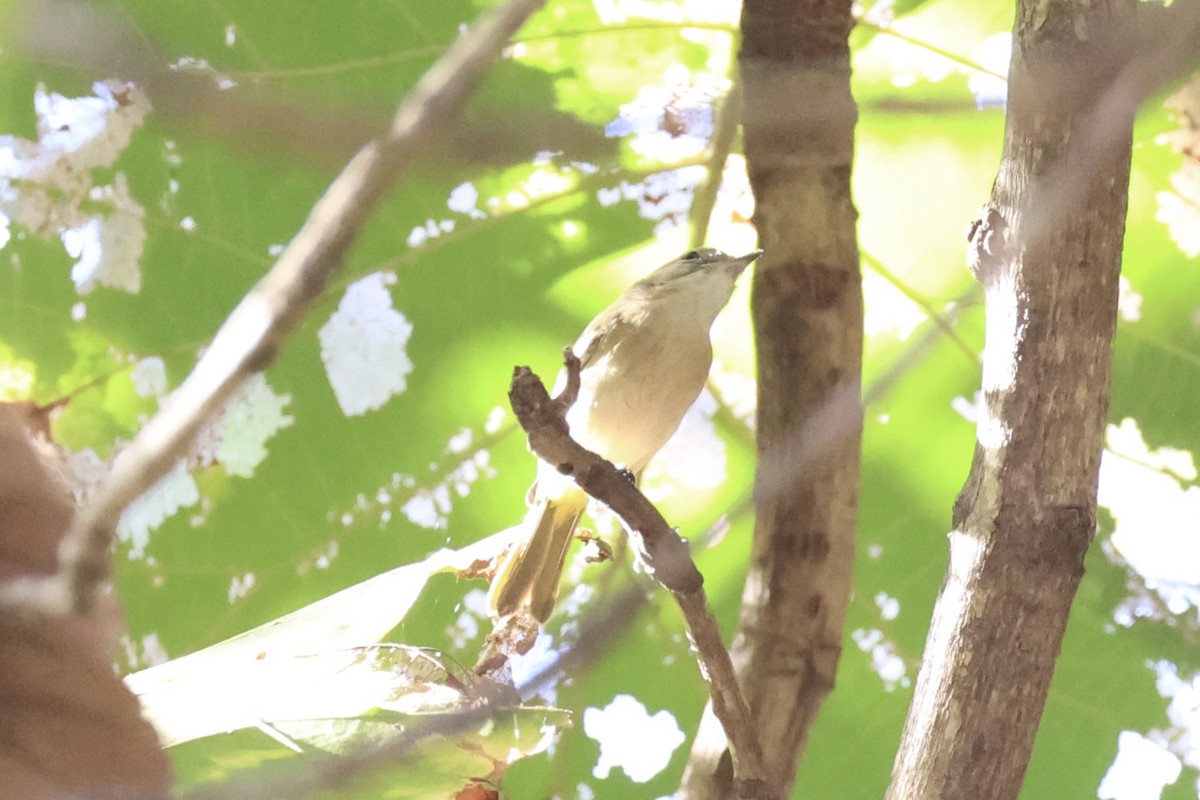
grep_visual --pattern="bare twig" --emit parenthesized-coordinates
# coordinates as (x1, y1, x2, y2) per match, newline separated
(506, 356, 778, 800)
(859, 249, 980, 365)
(15, 0, 601, 172)
(12, 0, 546, 616)
(181, 586, 644, 800)
(690, 81, 743, 247)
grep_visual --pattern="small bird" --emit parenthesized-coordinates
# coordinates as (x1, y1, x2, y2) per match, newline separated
(487, 247, 762, 622)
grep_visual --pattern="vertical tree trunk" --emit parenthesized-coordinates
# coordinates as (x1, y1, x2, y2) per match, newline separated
(886, 1, 1135, 797)
(0, 405, 172, 799)
(681, 0, 862, 796)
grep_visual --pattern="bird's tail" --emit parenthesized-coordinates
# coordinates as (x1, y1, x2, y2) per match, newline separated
(487, 490, 588, 622)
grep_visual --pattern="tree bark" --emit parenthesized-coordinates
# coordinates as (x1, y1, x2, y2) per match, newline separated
(0, 405, 171, 799)
(886, 1, 1135, 798)
(680, 0, 862, 797)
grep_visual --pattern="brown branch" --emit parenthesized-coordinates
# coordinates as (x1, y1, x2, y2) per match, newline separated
(0, 405, 171, 799)
(181, 586, 645, 800)
(689, 81, 743, 247)
(14, 0, 606, 173)
(506, 355, 777, 800)
(0, 0, 546, 617)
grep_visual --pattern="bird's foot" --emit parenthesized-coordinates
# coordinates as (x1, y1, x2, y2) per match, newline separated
(575, 528, 614, 563)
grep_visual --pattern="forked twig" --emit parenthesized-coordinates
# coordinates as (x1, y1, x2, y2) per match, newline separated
(506, 352, 778, 800)
(7, 0, 547, 616)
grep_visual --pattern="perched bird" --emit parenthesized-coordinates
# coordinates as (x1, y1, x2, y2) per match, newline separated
(487, 247, 762, 622)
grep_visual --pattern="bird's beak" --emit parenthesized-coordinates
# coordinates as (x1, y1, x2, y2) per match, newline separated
(726, 249, 764, 278)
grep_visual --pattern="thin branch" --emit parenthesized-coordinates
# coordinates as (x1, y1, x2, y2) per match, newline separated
(15, 1, 595, 173)
(182, 586, 646, 800)
(514, 20, 739, 44)
(858, 20, 1008, 81)
(21, 0, 546, 616)
(505, 353, 778, 800)
(326, 155, 711, 306)
(859, 249, 981, 366)
(690, 81, 743, 247)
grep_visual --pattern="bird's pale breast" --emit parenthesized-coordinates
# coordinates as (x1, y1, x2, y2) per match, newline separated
(565, 319, 712, 474)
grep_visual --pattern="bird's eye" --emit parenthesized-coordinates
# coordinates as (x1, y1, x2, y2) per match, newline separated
(683, 250, 700, 261)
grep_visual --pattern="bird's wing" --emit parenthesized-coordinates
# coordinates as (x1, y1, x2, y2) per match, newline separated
(523, 313, 624, 506)
(574, 308, 634, 370)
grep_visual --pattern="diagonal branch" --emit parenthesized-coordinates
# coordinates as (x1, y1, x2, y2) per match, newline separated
(690, 80, 744, 247)
(16, 0, 546, 616)
(16, 0, 596, 173)
(181, 586, 645, 800)
(504, 352, 778, 800)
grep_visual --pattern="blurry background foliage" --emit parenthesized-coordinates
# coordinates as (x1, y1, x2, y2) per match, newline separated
(1, 0, 1199, 797)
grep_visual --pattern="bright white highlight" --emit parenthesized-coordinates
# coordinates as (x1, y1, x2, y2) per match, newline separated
(319, 272, 414, 417)
(584, 694, 686, 783)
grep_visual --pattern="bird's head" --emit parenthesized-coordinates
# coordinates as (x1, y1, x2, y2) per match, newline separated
(632, 247, 763, 321)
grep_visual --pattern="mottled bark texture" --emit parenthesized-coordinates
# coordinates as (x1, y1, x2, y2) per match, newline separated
(885, 1, 1135, 799)
(680, 0, 862, 797)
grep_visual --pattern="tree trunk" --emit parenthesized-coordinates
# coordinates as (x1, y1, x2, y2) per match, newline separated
(680, 0, 862, 796)
(0, 405, 172, 799)
(886, 1, 1135, 797)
